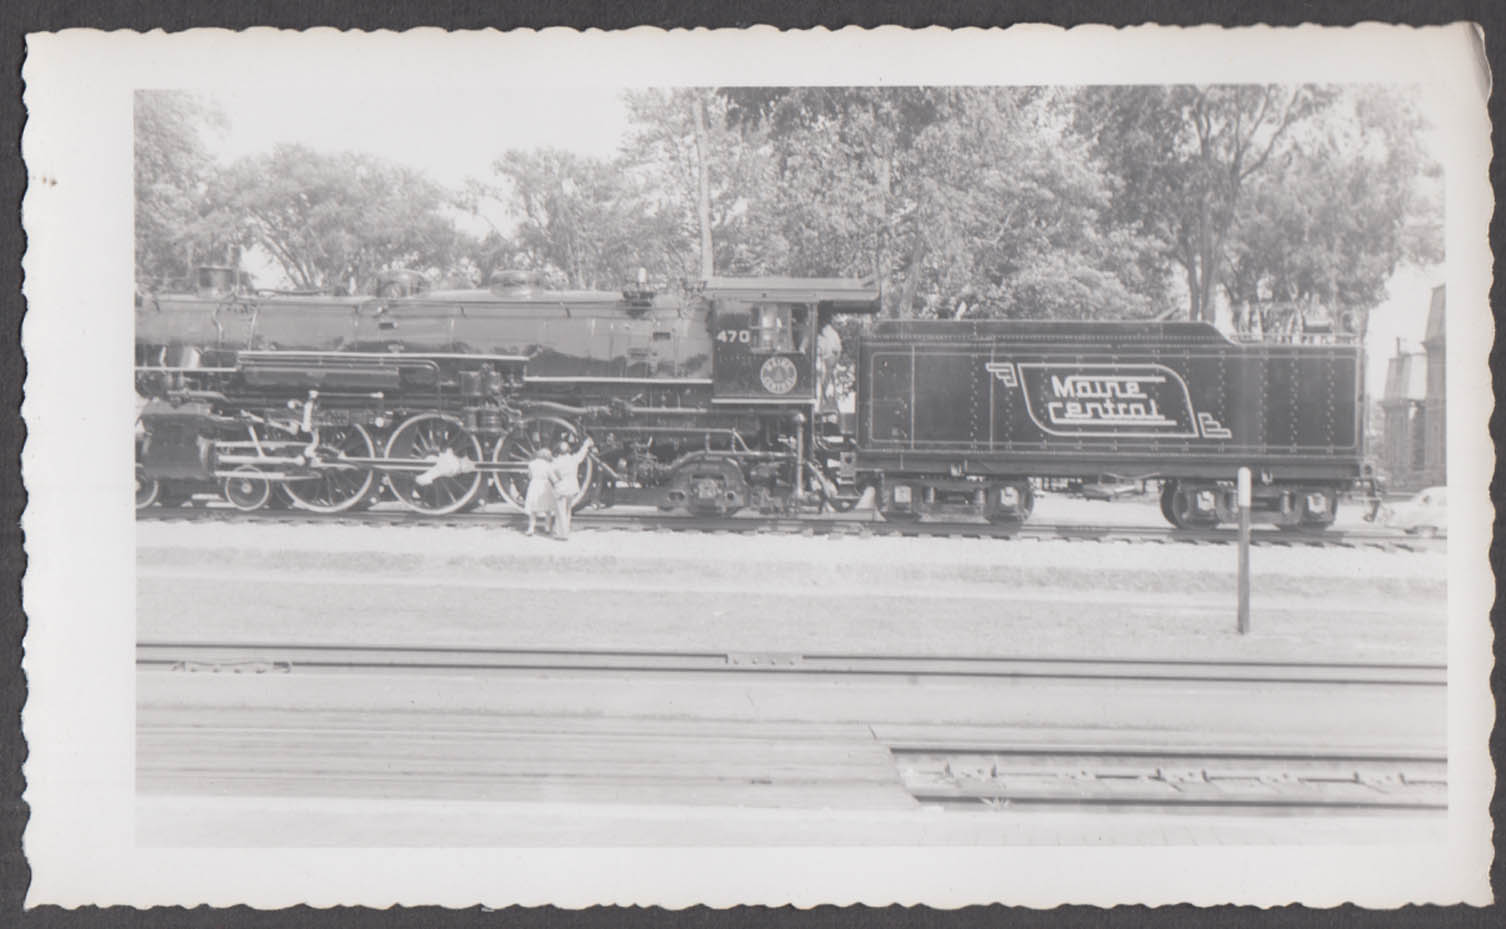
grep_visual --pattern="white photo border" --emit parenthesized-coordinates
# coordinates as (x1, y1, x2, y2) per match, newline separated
(19, 24, 1495, 907)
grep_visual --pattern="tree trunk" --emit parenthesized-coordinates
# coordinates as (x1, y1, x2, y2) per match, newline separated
(1196, 197, 1216, 322)
(1185, 260, 1202, 322)
(875, 146, 893, 316)
(896, 231, 926, 320)
(690, 93, 715, 280)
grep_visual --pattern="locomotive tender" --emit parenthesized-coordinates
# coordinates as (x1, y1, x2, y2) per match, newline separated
(135, 267, 1363, 528)
(858, 319, 1361, 528)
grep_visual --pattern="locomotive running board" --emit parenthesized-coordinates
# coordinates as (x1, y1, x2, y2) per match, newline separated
(710, 397, 818, 405)
(237, 350, 532, 364)
(523, 375, 714, 385)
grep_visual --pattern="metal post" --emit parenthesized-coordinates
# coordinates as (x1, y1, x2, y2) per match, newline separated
(792, 412, 806, 507)
(1237, 467, 1252, 635)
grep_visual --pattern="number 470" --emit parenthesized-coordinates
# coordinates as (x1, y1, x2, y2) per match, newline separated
(717, 329, 751, 344)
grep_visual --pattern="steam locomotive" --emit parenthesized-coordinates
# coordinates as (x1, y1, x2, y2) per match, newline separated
(135, 266, 1364, 528)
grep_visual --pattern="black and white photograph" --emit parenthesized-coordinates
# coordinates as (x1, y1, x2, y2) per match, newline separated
(19, 25, 1494, 907)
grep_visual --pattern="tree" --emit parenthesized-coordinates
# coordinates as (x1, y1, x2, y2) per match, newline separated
(1079, 84, 1337, 322)
(211, 144, 463, 293)
(715, 86, 1163, 320)
(1222, 86, 1443, 337)
(478, 147, 685, 289)
(134, 91, 226, 287)
(620, 88, 788, 279)
(720, 86, 959, 313)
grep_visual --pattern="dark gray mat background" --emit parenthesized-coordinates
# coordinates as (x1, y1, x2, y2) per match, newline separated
(2, 1, 1501, 926)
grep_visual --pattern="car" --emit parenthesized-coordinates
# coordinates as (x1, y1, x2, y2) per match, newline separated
(1079, 481, 1145, 501)
(1384, 486, 1448, 537)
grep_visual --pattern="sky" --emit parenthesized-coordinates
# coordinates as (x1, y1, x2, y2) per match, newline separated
(195, 85, 1445, 396)
(203, 85, 635, 288)
(208, 86, 632, 187)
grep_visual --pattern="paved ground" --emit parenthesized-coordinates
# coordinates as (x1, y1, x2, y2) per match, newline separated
(135, 518, 1448, 846)
(136, 794, 1446, 847)
(138, 515, 1446, 663)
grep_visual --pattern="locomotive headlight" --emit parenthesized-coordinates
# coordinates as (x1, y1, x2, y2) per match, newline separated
(893, 485, 912, 504)
(1000, 486, 1019, 506)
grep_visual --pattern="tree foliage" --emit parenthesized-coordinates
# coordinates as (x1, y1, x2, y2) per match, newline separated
(210, 144, 463, 293)
(134, 91, 226, 288)
(714, 86, 1164, 320)
(621, 88, 785, 280)
(1222, 87, 1442, 335)
(469, 147, 685, 290)
(1077, 85, 1339, 322)
(1078, 83, 1439, 328)
(137, 84, 1441, 335)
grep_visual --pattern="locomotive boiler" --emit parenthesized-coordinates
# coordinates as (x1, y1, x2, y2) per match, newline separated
(135, 267, 881, 515)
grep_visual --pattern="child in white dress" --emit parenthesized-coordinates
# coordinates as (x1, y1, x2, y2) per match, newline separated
(524, 448, 557, 536)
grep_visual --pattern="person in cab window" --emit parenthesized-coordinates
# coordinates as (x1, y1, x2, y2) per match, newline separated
(551, 435, 594, 539)
(754, 304, 794, 353)
(817, 322, 843, 411)
(791, 306, 812, 353)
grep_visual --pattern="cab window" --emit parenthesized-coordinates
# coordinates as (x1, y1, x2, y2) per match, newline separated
(750, 303, 813, 353)
(751, 304, 792, 353)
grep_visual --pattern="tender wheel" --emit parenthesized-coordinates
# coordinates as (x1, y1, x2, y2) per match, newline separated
(1014, 481, 1036, 520)
(491, 415, 595, 512)
(1159, 482, 1177, 524)
(384, 413, 485, 516)
(223, 467, 273, 512)
(986, 480, 1035, 524)
(136, 466, 160, 510)
(284, 424, 378, 514)
(1299, 489, 1338, 529)
(1165, 482, 1218, 529)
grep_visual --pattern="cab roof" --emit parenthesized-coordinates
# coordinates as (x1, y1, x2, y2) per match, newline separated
(702, 277, 880, 312)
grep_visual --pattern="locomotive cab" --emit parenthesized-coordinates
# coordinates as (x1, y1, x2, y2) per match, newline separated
(703, 277, 879, 406)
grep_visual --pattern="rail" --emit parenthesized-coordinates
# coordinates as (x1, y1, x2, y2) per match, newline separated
(133, 503, 1441, 551)
(136, 641, 1445, 687)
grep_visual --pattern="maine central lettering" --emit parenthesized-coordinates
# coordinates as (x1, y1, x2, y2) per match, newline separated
(1005, 362, 1205, 440)
(1044, 373, 1179, 429)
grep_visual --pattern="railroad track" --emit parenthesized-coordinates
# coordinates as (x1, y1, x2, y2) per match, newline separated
(137, 641, 1447, 816)
(135, 502, 1435, 551)
(892, 745, 1447, 812)
(136, 641, 1446, 687)
(138, 641, 1446, 819)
